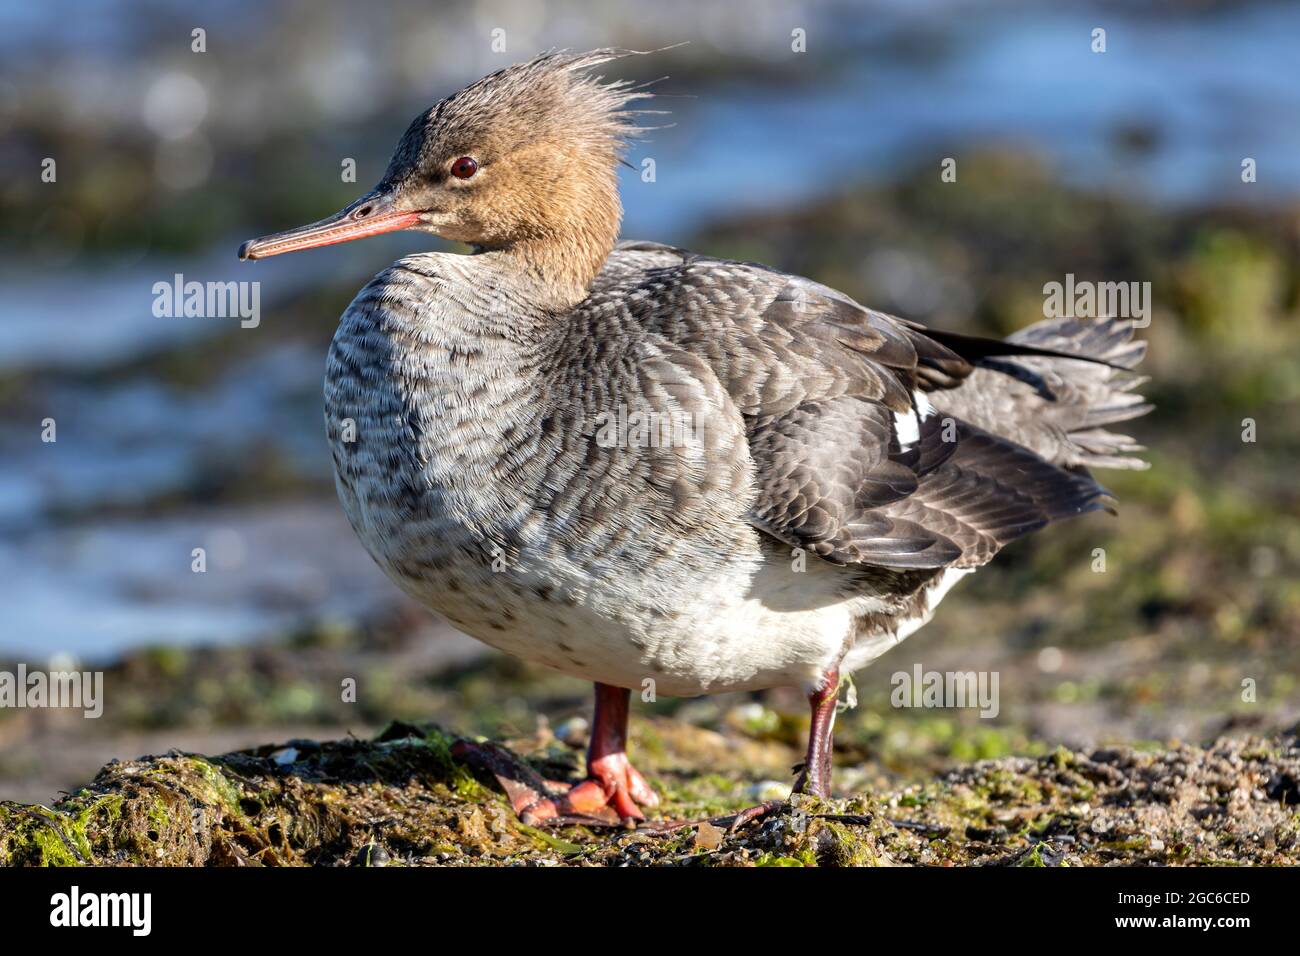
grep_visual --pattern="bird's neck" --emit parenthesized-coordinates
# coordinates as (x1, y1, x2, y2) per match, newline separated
(477, 169, 622, 312)
(492, 231, 610, 312)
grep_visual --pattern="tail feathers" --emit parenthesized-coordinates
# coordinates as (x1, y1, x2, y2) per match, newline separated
(1007, 316, 1146, 370)
(1069, 427, 1147, 471)
(926, 317, 1152, 472)
(923, 325, 1137, 372)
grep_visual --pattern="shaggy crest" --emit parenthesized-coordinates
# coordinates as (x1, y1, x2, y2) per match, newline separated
(380, 49, 662, 195)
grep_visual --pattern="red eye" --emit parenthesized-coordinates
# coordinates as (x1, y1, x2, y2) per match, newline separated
(450, 156, 478, 179)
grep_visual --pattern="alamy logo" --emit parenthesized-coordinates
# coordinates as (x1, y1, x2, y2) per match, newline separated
(152, 273, 261, 328)
(890, 664, 1000, 718)
(50, 886, 151, 936)
(1043, 273, 1151, 327)
(589, 405, 706, 449)
(0, 665, 103, 718)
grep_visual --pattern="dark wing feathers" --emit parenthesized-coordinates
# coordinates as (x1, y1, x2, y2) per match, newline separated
(593, 242, 1148, 570)
(746, 398, 928, 564)
(604, 242, 961, 416)
(883, 421, 1114, 569)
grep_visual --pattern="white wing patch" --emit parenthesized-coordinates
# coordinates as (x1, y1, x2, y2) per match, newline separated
(892, 390, 933, 449)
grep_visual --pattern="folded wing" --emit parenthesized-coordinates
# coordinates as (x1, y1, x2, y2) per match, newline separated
(589, 242, 1149, 570)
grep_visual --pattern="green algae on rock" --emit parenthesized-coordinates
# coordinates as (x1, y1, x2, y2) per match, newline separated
(1, 722, 1296, 866)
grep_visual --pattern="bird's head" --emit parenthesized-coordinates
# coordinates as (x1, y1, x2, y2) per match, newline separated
(239, 50, 657, 305)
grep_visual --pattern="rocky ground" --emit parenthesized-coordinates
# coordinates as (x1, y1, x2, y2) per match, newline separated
(2, 719, 1296, 866)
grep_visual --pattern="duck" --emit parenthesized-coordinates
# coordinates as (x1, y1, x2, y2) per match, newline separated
(238, 49, 1150, 828)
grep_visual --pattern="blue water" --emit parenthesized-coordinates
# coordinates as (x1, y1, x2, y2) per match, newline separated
(620, 4, 1300, 238)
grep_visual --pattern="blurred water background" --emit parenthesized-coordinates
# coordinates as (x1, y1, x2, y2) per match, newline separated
(0, 0, 1297, 802)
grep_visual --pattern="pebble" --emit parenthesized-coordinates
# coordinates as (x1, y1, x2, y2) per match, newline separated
(352, 843, 390, 867)
(553, 717, 589, 746)
(743, 780, 792, 802)
(693, 821, 725, 851)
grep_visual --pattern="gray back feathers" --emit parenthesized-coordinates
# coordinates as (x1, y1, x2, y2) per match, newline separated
(587, 242, 1151, 571)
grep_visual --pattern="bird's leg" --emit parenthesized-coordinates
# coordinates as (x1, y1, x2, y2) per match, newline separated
(522, 682, 659, 826)
(722, 668, 840, 833)
(453, 682, 659, 828)
(793, 668, 840, 796)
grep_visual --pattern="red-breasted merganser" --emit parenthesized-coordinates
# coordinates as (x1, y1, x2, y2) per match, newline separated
(238, 50, 1150, 827)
